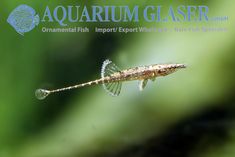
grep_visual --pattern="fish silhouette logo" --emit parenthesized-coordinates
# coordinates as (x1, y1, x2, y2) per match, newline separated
(7, 4, 39, 35)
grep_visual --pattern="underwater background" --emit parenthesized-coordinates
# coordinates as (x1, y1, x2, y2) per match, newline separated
(0, 0, 234, 157)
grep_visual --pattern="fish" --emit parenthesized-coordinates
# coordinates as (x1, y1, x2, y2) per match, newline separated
(7, 4, 39, 35)
(35, 59, 186, 100)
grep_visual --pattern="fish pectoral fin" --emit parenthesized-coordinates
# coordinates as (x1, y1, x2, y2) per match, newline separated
(103, 82, 122, 96)
(101, 59, 121, 78)
(139, 79, 148, 91)
(101, 59, 122, 96)
(151, 77, 156, 82)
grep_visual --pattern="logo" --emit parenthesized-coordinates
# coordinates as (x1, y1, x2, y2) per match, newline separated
(6, 4, 228, 35)
(7, 4, 39, 35)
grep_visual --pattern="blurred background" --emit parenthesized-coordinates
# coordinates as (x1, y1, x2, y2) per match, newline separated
(0, 0, 235, 157)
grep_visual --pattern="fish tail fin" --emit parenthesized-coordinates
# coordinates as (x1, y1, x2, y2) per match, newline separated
(33, 14, 40, 26)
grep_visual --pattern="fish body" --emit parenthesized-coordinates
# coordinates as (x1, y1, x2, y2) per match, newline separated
(106, 63, 186, 82)
(7, 4, 39, 35)
(35, 59, 186, 100)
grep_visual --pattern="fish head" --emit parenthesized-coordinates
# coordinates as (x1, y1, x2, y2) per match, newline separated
(152, 63, 186, 76)
(164, 64, 187, 75)
(175, 64, 187, 69)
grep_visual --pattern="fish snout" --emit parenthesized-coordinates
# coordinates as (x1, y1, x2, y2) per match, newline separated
(176, 64, 187, 69)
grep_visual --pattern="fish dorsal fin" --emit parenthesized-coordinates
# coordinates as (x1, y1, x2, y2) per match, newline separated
(101, 59, 122, 96)
(101, 59, 121, 78)
(139, 79, 148, 91)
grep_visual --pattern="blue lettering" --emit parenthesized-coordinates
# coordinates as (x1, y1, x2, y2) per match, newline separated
(123, 6, 139, 22)
(54, 6, 67, 26)
(42, 6, 53, 22)
(79, 6, 91, 22)
(92, 6, 103, 22)
(111, 6, 122, 22)
(68, 6, 80, 22)
(104, 6, 110, 22)
(199, 6, 209, 21)
(177, 5, 186, 21)
(144, 6, 155, 22)
(169, 6, 176, 21)
(188, 6, 197, 21)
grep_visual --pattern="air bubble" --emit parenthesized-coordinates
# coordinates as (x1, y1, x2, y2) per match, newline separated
(35, 89, 50, 100)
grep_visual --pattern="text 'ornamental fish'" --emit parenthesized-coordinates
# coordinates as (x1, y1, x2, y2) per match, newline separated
(35, 59, 186, 100)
